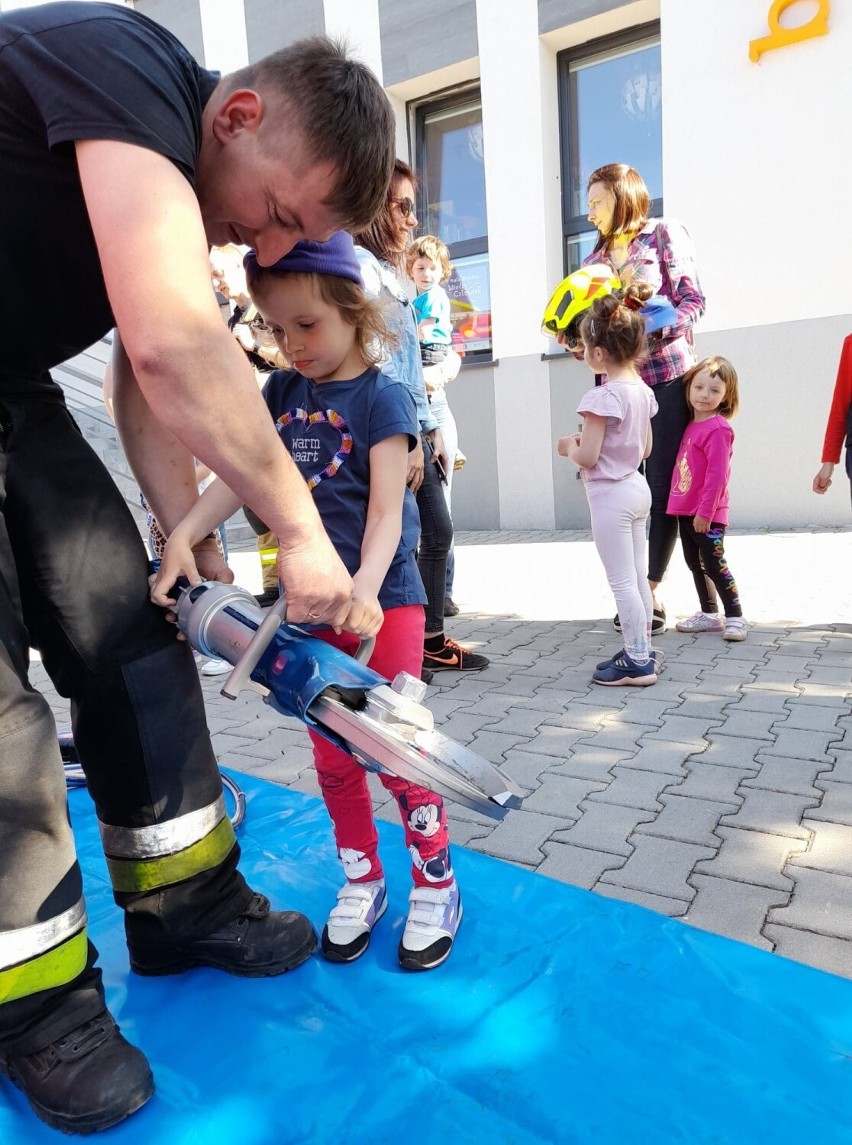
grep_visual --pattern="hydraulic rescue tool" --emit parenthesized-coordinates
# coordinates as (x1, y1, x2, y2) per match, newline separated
(174, 581, 525, 821)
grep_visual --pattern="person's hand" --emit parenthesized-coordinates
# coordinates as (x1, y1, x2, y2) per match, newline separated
(407, 437, 425, 492)
(556, 331, 585, 360)
(557, 434, 581, 458)
(192, 536, 234, 584)
(340, 585, 384, 639)
(149, 533, 231, 630)
(276, 535, 354, 628)
(813, 462, 834, 494)
(427, 427, 448, 473)
(693, 515, 711, 534)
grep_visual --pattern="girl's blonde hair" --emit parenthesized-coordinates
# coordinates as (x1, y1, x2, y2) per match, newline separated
(682, 356, 740, 418)
(405, 234, 452, 282)
(249, 271, 397, 369)
(579, 283, 653, 365)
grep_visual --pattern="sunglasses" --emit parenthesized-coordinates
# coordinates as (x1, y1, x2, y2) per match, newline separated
(391, 196, 415, 219)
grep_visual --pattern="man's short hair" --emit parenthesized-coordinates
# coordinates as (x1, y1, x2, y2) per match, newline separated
(228, 37, 395, 234)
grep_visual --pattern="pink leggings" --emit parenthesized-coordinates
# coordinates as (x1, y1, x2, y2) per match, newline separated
(585, 472, 653, 661)
(308, 604, 453, 889)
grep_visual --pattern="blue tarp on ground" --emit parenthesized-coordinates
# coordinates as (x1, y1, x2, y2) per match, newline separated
(2, 772, 852, 1143)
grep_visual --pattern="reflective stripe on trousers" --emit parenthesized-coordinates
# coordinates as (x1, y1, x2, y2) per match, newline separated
(99, 795, 236, 893)
(0, 900, 88, 1005)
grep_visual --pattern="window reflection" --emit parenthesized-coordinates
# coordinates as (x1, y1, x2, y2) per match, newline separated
(446, 253, 491, 355)
(559, 30, 663, 278)
(422, 100, 488, 245)
(567, 39, 663, 219)
(416, 92, 492, 355)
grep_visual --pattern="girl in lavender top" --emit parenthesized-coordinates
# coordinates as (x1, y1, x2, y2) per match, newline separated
(558, 286, 659, 686)
(584, 163, 706, 635)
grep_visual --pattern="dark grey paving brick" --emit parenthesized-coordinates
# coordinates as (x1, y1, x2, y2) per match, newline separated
(711, 710, 778, 741)
(693, 825, 808, 890)
(633, 793, 729, 847)
(694, 735, 777, 770)
(641, 714, 722, 745)
(491, 751, 556, 794)
(776, 704, 849, 734)
(741, 755, 823, 797)
(684, 875, 789, 949)
(762, 727, 839, 763)
(615, 742, 698, 777)
(593, 883, 689, 917)
(521, 774, 608, 819)
(795, 681, 852, 706)
(672, 694, 736, 721)
(824, 749, 852, 784)
(768, 867, 852, 940)
(547, 744, 636, 781)
(432, 710, 495, 745)
(576, 722, 656, 753)
(446, 820, 494, 848)
(665, 761, 756, 805)
(597, 834, 715, 901)
(789, 820, 852, 877)
(523, 725, 588, 758)
(464, 810, 565, 866)
(804, 665, 852, 687)
(537, 842, 627, 888)
(720, 788, 819, 839)
(551, 801, 656, 857)
(589, 766, 684, 812)
(468, 728, 535, 764)
(809, 782, 852, 826)
(477, 707, 551, 737)
(763, 924, 852, 979)
(733, 689, 801, 714)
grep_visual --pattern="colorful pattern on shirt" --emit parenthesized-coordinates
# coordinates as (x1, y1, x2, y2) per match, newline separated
(584, 218, 705, 387)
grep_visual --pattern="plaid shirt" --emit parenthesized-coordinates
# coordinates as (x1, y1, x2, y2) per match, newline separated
(584, 219, 705, 387)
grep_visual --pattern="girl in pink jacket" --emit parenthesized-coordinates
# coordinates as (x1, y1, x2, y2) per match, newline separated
(667, 356, 747, 641)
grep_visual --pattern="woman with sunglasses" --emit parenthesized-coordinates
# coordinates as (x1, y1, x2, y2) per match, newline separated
(583, 163, 706, 635)
(354, 160, 489, 680)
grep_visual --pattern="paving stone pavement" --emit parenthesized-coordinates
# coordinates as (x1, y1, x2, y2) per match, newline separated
(36, 526, 852, 982)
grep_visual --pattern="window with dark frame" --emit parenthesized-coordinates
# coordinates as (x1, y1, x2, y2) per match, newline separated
(558, 23, 663, 275)
(411, 87, 492, 360)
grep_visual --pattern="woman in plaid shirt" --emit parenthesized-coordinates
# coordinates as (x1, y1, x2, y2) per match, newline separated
(584, 163, 705, 634)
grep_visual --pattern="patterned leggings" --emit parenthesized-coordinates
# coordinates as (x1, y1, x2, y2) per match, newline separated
(677, 517, 742, 617)
(308, 604, 454, 890)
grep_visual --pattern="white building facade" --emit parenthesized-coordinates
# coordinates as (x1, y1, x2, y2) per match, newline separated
(131, 1, 852, 529)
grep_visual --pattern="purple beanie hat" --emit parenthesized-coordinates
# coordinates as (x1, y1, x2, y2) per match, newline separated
(243, 231, 363, 286)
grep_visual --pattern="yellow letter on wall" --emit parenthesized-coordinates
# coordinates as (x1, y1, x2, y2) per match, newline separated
(749, 0, 830, 62)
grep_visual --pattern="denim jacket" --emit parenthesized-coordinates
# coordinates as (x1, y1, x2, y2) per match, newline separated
(354, 246, 437, 434)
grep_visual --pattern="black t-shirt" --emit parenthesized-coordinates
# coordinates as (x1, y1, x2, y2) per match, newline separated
(0, 1, 219, 400)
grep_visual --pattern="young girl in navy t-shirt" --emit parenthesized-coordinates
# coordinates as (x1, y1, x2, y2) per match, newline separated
(153, 233, 461, 972)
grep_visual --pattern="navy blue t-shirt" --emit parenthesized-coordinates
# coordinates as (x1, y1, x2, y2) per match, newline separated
(263, 367, 427, 610)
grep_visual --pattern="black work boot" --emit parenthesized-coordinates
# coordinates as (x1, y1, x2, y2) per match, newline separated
(0, 1009, 154, 1135)
(128, 893, 317, 977)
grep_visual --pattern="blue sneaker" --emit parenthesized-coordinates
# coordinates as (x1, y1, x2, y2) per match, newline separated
(398, 881, 462, 971)
(596, 648, 664, 671)
(593, 650, 657, 687)
(321, 879, 387, 963)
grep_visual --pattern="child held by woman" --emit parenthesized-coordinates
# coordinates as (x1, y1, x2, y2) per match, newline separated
(151, 232, 462, 971)
(405, 234, 454, 367)
(558, 285, 659, 686)
(669, 356, 747, 641)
